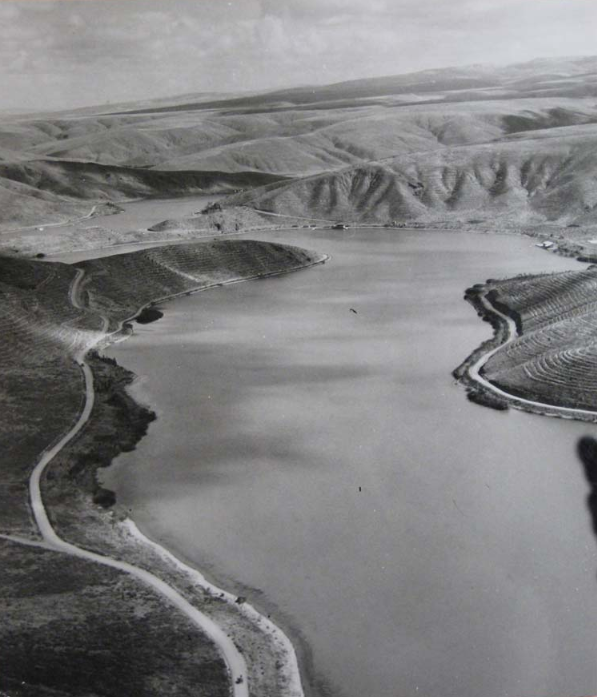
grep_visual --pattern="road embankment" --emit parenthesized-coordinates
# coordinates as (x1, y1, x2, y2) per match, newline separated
(453, 271, 597, 422)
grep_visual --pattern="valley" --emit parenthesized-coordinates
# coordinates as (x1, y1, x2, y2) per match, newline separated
(0, 54, 596, 697)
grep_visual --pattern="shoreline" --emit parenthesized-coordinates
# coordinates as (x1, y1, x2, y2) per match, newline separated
(5, 196, 595, 262)
(99, 251, 329, 335)
(453, 283, 597, 422)
(91, 253, 331, 697)
(95, 253, 331, 696)
(123, 515, 322, 697)
(34, 247, 329, 697)
(28, 268, 256, 695)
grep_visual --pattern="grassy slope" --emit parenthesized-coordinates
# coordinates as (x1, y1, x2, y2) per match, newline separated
(0, 239, 324, 696)
(79, 239, 322, 324)
(0, 539, 228, 697)
(0, 257, 95, 533)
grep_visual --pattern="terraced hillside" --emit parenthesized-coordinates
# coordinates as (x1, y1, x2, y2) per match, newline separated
(81, 239, 324, 328)
(0, 258, 96, 533)
(0, 56, 595, 244)
(0, 239, 325, 697)
(465, 267, 597, 412)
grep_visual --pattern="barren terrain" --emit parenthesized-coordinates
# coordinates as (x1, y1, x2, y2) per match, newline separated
(0, 56, 595, 259)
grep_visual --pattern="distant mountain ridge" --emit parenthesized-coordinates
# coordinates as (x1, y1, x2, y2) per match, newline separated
(0, 56, 595, 237)
(113, 55, 596, 115)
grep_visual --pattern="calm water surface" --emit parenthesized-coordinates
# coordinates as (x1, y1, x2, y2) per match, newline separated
(50, 193, 223, 263)
(104, 229, 596, 697)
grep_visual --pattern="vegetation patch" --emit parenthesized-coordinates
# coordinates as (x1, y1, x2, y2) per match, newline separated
(135, 305, 164, 324)
(0, 539, 229, 697)
(46, 352, 157, 511)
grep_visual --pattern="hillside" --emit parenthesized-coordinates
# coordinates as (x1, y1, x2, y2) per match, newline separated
(0, 160, 285, 229)
(0, 239, 325, 697)
(455, 267, 597, 413)
(482, 268, 597, 410)
(80, 239, 324, 328)
(221, 124, 596, 227)
(0, 56, 595, 241)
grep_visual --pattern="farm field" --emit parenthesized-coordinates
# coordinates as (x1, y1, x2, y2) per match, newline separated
(481, 268, 597, 410)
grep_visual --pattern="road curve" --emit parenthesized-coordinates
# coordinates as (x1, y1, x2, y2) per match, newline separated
(29, 266, 251, 697)
(467, 292, 596, 420)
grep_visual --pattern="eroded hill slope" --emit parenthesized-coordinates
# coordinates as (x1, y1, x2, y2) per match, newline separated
(0, 57, 595, 237)
(220, 124, 596, 226)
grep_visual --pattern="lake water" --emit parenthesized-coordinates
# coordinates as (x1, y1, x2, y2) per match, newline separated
(48, 193, 224, 263)
(103, 228, 596, 697)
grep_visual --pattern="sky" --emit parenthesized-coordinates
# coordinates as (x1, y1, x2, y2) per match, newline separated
(0, 0, 596, 111)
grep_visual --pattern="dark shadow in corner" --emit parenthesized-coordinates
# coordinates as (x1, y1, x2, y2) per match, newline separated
(578, 436, 596, 536)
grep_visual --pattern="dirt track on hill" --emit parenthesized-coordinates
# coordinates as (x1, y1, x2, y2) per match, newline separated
(20, 248, 329, 697)
(467, 291, 597, 420)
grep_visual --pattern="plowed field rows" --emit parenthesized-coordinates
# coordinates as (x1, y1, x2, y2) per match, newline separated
(483, 267, 597, 410)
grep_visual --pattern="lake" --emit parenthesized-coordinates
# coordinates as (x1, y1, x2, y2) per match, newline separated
(103, 228, 596, 697)
(48, 193, 224, 263)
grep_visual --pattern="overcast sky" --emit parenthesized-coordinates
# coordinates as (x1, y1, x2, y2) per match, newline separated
(1, 0, 596, 111)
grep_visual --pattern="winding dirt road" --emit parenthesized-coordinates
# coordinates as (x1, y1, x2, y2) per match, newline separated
(467, 293, 596, 420)
(28, 266, 252, 697)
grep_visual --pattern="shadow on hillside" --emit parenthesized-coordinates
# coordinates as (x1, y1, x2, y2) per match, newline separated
(578, 436, 596, 536)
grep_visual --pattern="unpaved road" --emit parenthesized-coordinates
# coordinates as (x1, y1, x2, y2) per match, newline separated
(467, 293, 596, 420)
(28, 266, 251, 697)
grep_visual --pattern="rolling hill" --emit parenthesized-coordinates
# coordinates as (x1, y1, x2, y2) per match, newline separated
(0, 56, 595, 241)
(220, 123, 596, 226)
